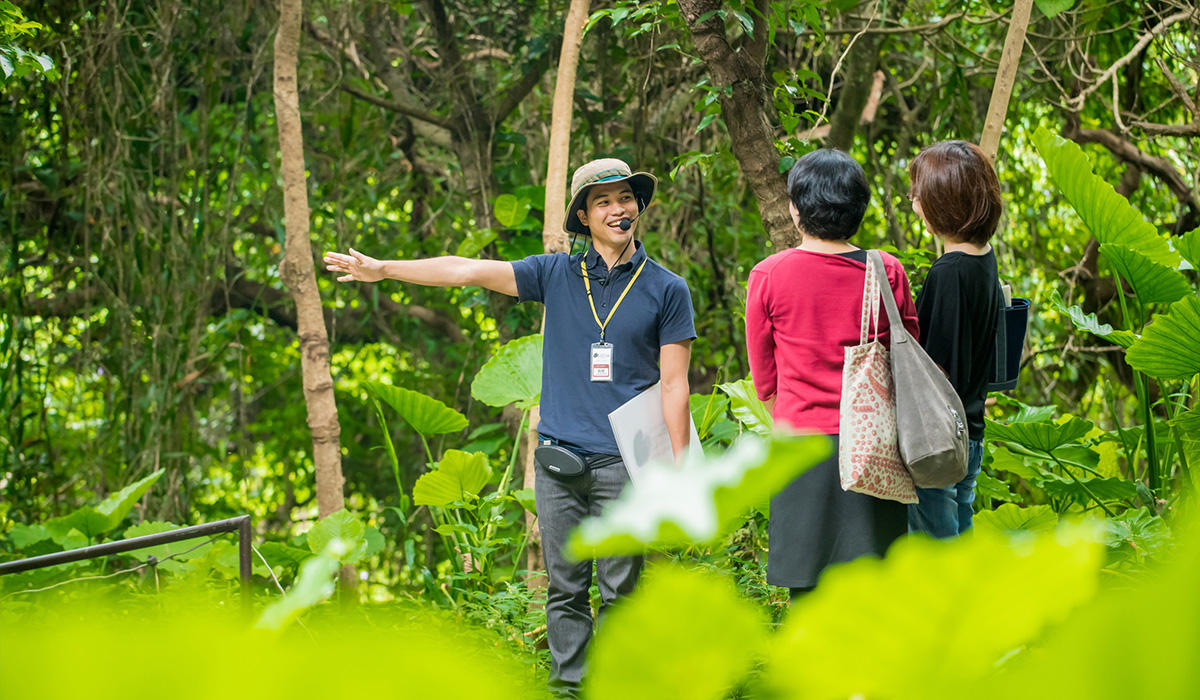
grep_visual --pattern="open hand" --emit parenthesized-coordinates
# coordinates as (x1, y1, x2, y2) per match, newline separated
(323, 248, 384, 283)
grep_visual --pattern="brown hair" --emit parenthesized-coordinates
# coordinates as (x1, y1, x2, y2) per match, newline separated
(908, 141, 1002, 245)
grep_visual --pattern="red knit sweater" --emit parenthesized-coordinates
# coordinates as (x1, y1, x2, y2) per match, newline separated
(746, 248, 919, 435)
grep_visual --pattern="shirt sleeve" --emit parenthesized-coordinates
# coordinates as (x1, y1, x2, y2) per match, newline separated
(510, 254, 554, 303)
(658, 276, 697, 346)
(745, 268, 778, 401)
(915, 262, 965, 391)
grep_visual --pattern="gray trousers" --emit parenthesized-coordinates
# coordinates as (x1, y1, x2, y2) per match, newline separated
(534, 458, 642, 684)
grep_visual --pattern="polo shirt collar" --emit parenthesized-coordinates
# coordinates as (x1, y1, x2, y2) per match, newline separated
(582, 240, 646, 273)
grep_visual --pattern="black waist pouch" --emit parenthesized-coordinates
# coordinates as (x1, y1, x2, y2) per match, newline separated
(535, 437, 622, 477)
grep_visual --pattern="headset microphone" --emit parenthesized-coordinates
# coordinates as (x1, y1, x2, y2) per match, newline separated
(618, 198, 647, 231)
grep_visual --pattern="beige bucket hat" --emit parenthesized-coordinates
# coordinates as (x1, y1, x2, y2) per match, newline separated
(563, 158, 657, 235)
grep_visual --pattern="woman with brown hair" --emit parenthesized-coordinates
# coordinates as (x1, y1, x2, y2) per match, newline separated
(906, 140, 1003, 538)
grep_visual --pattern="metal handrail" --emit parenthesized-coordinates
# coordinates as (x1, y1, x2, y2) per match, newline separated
(0, 515, 253, 608)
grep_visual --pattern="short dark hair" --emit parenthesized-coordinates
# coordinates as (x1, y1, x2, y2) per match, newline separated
(909, 140, 1002, 245)
(786, 149, 870, 241)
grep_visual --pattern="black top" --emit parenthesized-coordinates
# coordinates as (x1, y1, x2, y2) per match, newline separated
(915, 249, 1000, 440)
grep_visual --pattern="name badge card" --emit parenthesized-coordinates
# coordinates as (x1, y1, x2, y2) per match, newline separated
(590, 342, 613, 382)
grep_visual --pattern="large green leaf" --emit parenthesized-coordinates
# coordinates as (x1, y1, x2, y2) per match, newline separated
(492, 193, 531, 228)
(1099, 244, 1190, 305)
(307, 509, 372, 564)
(975, 504, 1059, 535)
(1049, 290, 1137, 347)
(1040, 474, 1140, 506)
(256, 540, 344, 631)
(1035, 0, 1074, 17)
(1125, 296, 1200, 379)
(987, 416, 1094, 453)
(567, 434, 829, 559)
(47, 507, 112, 541)
(689, 391, 730, 439)
(95, 469, 166, 529)
(1032, 127, 1178, 267)
(716, 378, 772, 436)
(412, 450, 493, 507)
(1175, 226, 1200, 270)
(8, 524, 51, 549)
(585, 566, 767, 700)
(763, 523, 1103, 699)
(470, 334, 542, 409)
(364, 382, 468, 436)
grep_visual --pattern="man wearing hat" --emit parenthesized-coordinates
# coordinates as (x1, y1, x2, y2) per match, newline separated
(324, 158, 696, 695)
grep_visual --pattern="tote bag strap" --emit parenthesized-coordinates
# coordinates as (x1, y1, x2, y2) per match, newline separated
(867, 250, 907, 343)
(860, 249, 882, 343)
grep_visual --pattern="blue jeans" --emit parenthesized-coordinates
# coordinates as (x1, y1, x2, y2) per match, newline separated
(908, 439, 984, 538)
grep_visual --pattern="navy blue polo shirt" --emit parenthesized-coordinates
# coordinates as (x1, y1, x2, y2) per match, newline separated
(511, 241, 696, 455)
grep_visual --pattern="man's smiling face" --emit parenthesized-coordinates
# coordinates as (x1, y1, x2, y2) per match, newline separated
(576, 180, 640, 247)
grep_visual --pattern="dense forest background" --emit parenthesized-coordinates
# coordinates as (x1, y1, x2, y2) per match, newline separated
(2, 1, 1200, 694)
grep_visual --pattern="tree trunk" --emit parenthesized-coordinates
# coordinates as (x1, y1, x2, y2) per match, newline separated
(274, 0, 353, 588)
(678, 0, 796, 249)
(542, 0, 590, 253)
(979, 0, 1035, 161)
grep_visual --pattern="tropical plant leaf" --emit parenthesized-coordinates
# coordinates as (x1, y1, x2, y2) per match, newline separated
(1040, 475, 1140, 506)
(364, 382, 468, 436)
(8, 524, 51, 549)
(1033, 127, 1179, 268)
(256, 541, 315, 569)
(470, 334, 542, 409)
(586, 566, 767, 700)
(1050, 290, 1137, 347)
(1099, 244, 1190, 304)
(975, 504, 1060, 534)
(92, 468, 166, 531)
(716, 378, 772, 436)
(1035, 0, 1075, 18)
(455, 228, 498, 258)
(307, 509, 370, 565)
(763, 523, 1102, 699)
(46, 506, 111, 541)
(1125, 296, 1200, 379)
(1174, 226, 1200, 270)
(256, 540, 345, 630)
(1170, 404, 1200, 474)
(986, 416, 1094, 453)
(412, 450, 492, 507)
(688, 391, 730, 439)
(975, 471, 1017, 503)
(509, 487, 536, 515)
(493, 193, 530, 228)
(567, 434, 830, 559)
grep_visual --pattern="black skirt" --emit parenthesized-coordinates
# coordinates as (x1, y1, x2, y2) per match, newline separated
(766, 435, 908, 588)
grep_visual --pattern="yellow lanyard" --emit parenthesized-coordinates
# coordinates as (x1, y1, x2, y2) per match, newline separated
(582, 256, 647, 341)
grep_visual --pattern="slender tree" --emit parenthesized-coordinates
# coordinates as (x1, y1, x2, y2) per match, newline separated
(274, 0, 350, 539)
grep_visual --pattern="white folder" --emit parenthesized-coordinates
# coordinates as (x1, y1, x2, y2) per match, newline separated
(607, 382, 702, 484)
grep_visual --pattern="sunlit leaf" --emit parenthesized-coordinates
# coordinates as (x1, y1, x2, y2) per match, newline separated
(567, 434, 829, 559)
(763, 523, 1102, 699)
(1033, 127, 1179, 268)
(470, 334, 542, 409)
(95, 469, 165, 530)
(413, 450, 492, 507)
(1035, 0, 1075, 17)
(307, 509, 369, 564)
(1174, 226, 1200, 270)
(364, 382, 468, 436)
(493, 193, 530, 228)
(1049, 290, 1136, 347)
(716, 378, 772, 436)
(1125, 296, 1200, 379)
(1099, 244, 1190, 304)
(509, 487, 536, 515)
(47, 507, 110, 541)
(8, 524, 50, 549)
(586, 566, 767, 700)
(1040, 475, 1140, 506)
(256, 540, 345, 630)
(689, 392, 730, 440)
(455, 228, 498, 258)
(974, 504, 1060, 534)
(986, 416, 1094, 453)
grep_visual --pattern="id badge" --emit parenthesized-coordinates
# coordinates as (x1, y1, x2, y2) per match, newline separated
(590, 342, 614, 382)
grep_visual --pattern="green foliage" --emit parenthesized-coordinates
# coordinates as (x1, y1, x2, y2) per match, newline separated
(306, 508, 382, 565)
(1049, 290, 1136, 347)
(257, 538, 346, 630)
(0, 1, 55, 81)
(1032, 127, 1178, 268)
(363, 382, 469, 437)
(716, 378, 773, 436)
(1125, 296, 1200, 379)
(762, 524, 1104, 699)
(470, 334, 543, 409)
(1098, 243, 1190, 305)
(567, 434, 829, 559)
(585, 566, 767, 699)
(412, 450, 493, 507)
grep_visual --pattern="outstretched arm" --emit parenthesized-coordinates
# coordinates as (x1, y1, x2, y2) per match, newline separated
(323, 248, 519, 297)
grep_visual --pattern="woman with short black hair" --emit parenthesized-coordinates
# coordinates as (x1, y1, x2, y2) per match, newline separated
(745, 149, 921, 598)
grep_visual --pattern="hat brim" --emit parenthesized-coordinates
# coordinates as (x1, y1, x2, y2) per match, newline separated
(563, 172, 657, 235)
